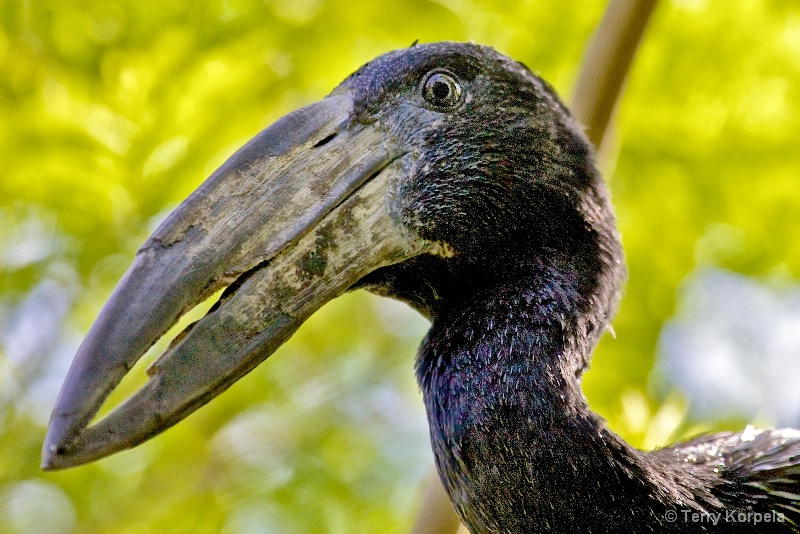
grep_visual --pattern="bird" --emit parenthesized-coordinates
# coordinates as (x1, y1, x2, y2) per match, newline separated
(41, 42, 800, 533)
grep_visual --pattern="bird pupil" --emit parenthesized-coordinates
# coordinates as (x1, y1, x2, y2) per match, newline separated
(432, 79, 450, 100)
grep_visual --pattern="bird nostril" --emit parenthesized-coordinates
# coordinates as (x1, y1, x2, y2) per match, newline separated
(313, 132, 337, 148)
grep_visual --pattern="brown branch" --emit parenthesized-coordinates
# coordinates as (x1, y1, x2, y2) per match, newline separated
(571, 0, 659, 150)
(409, 467, 462, 534)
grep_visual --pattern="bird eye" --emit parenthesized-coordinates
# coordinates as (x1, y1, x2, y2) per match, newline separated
(421, 71, 463, 109)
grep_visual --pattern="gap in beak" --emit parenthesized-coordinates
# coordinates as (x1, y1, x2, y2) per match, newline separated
(312, 131, 338, 148)
(87, 287, 228, 426)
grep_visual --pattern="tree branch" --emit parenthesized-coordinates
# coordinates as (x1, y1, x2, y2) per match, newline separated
(410, 468, 462, 534)
(571, 0, 659, 150)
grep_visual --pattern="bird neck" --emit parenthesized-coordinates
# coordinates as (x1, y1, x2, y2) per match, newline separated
(416, 260, 609, 441)
(415, 262, 664, 531)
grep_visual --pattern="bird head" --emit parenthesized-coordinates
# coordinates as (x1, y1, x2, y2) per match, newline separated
(42, 42, 622, 469)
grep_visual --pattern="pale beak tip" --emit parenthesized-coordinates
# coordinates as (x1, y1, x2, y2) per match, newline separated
(41, 444, 65, 471)
(41, 417, 86, 471)
(41, 441, 97, 472)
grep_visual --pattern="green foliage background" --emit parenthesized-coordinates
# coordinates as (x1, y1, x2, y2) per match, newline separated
(1, 0, 799, 532)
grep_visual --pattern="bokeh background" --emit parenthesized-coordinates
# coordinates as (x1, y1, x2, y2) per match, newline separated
(1, 0, 799, 532)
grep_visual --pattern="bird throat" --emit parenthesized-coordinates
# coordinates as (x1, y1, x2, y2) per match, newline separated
(415, 264, 650, 532)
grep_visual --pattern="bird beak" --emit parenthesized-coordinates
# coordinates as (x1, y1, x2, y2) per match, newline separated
(42, 93, 441, 470)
